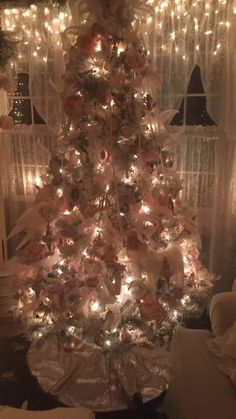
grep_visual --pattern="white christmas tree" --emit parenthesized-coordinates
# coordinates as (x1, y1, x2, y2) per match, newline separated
(10, 0, 214, 410)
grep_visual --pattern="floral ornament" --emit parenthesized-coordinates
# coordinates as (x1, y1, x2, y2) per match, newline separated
(19, 241, 48, 264)
(137, 292, 167, 324)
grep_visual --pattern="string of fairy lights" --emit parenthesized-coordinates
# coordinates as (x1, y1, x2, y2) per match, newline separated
(0, 0, 235, 192)
(0, 0, 234, 68)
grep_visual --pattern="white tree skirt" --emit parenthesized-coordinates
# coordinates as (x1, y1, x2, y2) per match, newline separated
(28, 335, 170, 411)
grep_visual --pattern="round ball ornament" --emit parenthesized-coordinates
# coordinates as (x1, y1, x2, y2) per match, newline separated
(119, 328, 132, 343)
(63, 336, 76, 352)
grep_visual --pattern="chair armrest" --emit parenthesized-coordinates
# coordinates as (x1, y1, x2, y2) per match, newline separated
(210, 292, 236, 336)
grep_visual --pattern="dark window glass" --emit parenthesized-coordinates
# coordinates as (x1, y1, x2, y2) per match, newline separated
(10, 99, 32, 124)
(186, 96, 215, 126)
(10, 72, 46, 125)
(170, 65, 216, 126)
(187, 65, 205, 94)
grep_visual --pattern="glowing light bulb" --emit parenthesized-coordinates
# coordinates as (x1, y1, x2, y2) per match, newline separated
(68, 326, 75, 333)
(34, 175, 42, 187)
(141, 205, 151, 214)
(172, 310, 178, 319)
(59, 12, 65, 20)
(90, 300, 100, 312)
(57, 188, 63, 197)
(95, 39, 102, 52)
(63, 210, 71, 215)
(105, 340, 111, 347)
(125, 276, 134, 284)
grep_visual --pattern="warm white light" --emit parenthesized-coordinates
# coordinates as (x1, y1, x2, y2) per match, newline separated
(68, 326, 75, 333)
(141, 205, 151, 214)
(57, 188, 63, 197)
(95, 40, 102, 52)
(90, 300, 100, 312)
(105, 340, 111, 346)
(63, 210, 71, 215)
(125, 276, 134, 284)
(34, 175, 42, 187)
(172, 310, 178, 319)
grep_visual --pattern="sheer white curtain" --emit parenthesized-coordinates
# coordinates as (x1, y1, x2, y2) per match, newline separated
(146, 1, 236, 279)
(0, 126, 56, 257)
(210, 12, 236, 282)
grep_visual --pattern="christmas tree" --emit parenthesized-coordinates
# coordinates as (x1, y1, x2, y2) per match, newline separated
(9, 0, 214, 410)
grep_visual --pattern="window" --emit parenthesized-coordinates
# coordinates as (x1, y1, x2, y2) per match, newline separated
(168, 65, 218, 266)
(9, 72, 45, 125)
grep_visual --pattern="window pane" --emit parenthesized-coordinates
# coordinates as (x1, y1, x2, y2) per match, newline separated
(187, 65, 205, 94)
(13, 73, 30, 97)
(186, 96, 215, 126)
(33, 106, 46, 124)
(170, 98, 184, 125)
(10, 99, 32, 124)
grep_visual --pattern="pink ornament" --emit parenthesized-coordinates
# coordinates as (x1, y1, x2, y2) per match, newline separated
(121, 125, 133, 138)
(19, 241, 48, 263)
(76, 32, 98, 54)
(188, 248, 199, 261)
(119, 328, 132, 343)
(63, 95, 83, 116)
(138, 292, 166, 324)
(16, 264, 38, 282)
(63, 338, 76, 352)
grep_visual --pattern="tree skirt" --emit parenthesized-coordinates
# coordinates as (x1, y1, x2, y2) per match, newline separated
(28, 336, 170, 411)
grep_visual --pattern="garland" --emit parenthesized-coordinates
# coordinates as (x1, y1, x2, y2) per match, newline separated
(0, 27, 16, 69)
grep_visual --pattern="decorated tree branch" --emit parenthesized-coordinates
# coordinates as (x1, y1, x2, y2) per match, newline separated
(10, 0, 215, 410)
